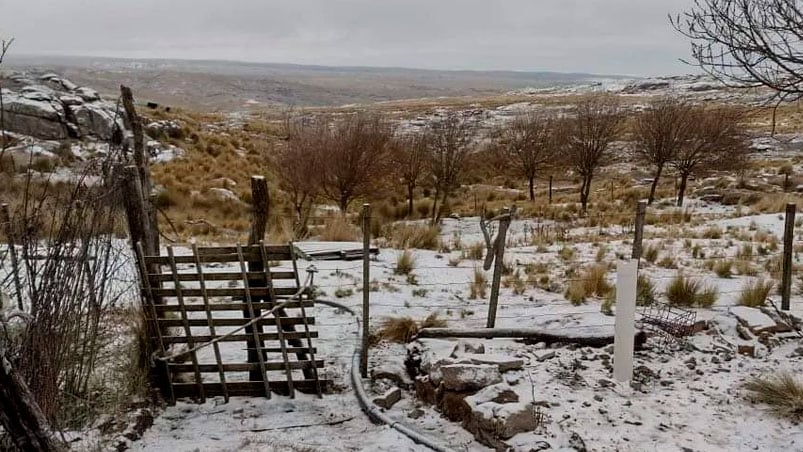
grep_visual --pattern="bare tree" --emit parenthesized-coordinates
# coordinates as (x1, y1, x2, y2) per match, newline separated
(390, 133, 428, 218)
(277, 116, 325, 233)
(633, 97, 695, 204)
(496, 113, 557, 202)
(563, 96, 624, 213)
(426, 113, 475, 224)
(672, 106, 747, 206)
(673, 0, 803, 105)
(319, 113, 393, 213)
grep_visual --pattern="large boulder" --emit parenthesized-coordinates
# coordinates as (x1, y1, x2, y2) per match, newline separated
(1, 71, 124, 140)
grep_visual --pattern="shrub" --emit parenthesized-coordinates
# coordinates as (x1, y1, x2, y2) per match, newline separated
(411, 288, 428, 297)
(744, 372, 803, 419)
(503, 270, 526, 295)
(469, 267, 488, 299)
(318, 216, 361, 242)
(713, 260, 733, 278)
(565, 280, 587, 305)
(386, 224, 441, 250)
(421, 312, 447, 329)
(735, 260, 758, 276)
(558, 245, 575, 262)
(394, 249, 416, 275)
(595, 245, 608, 263)
(334, 287, 354, 298)
(665, 274, 718, 307)
(738, 278, 774, 307)
(582, 264, 613, 298)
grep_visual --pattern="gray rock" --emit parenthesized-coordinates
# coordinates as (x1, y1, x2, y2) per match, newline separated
(372, 387, 401, 409)
(450, 340, 485, 357)
(462, 353, 524, 372)
(440, 364, 502, 391)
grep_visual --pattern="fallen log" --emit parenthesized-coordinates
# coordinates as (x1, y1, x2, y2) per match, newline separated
(416, 327, 647, 349)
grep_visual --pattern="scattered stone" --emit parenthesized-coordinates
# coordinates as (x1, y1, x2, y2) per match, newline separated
(593, 394, 603, 402)
(471, 383, 520, 404)
(440, 364, 502, 391)
(373, 387, 402, 410)
(414, 376, 438, 405)
(505, 371, 522, 385)
(463, 399, 540, 449)
(371, 362, 413, 389)
(737, 344, 756, 357)
(450, 340, 485, 357)
(408, 408, 425, 419)
(569, 431, 587, 452)
(462, 353, 524, 372)
(534, 350, 557, 362)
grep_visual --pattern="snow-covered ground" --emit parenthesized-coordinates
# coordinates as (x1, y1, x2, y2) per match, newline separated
(105, 201, 803, 451)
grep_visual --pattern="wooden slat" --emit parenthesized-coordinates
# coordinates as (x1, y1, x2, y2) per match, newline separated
(290, 241, 322, 398)
(148, 271, 297, 282)
(172, 380, 330, 397)
(153, 301, 313, 312)
(149, 287, 300, 297)
(260, 240, 295, 398)
(237, 244, 272, 398)
(162, 331, 318, 345)
(198, 245, 291, 255)
(167, 246, 205, 402)
(158, 317, 315, 327)
(248, 347, 317, 355)
(168, 360, 324, 373)
(192, 243, 229, 402)
(144, 249, 291, 265)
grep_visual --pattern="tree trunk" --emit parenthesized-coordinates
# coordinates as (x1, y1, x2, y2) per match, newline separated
(677, 173, 689, 207)
(339, 195, 349, 214)
(580, 175, 592, 214)
(648, 164, 663, 205)
(407, 183, 415, 218)
(430, 187, 440, 226)
(0, 349, 65, 452)
(528, 175, 535, 202)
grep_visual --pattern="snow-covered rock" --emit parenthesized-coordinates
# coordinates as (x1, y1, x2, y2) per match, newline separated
(462, 353, 524, 372)
(440, 364, 502, 391)
(731, 306, 778, 334)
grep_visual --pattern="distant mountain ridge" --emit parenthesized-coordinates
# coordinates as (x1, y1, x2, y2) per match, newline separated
(5, 54, 630, 110)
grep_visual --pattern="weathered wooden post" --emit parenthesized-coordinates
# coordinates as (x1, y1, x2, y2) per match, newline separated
(781, 203, 796, 311)
(548, 175, 553, 204)
(486, 207, 512, 328)
(1, 204, 23, 311)
(246, 176, 269, 382)
(361, 204, 371, 377)
(631, 200, 647, 263)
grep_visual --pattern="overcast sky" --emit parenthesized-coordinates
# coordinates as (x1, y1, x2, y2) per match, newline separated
(2, 0, 696, 76)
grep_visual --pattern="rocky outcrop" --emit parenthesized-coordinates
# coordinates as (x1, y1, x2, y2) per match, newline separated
(1, 72, 124, 140)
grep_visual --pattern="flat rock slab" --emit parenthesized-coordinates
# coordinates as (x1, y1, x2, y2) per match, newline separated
(441, 364, 502, 391)
(731, 306, 777, 334)
(462, 353, 524, 372)
(373, 387, 402, 410)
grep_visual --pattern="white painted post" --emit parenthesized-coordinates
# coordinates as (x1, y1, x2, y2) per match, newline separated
(614, 260, 638, 383)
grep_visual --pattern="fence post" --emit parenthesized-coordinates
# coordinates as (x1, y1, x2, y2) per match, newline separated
(782, 203, 796, 311)
(548, 175, 553, 204)
(246, 175, 269, 382)
(631, 200, 647, 263)
(487, 208, 511, 328)
(614, 260, 638, 383)
(361, 203, 371, 377)
(0, 204, 23, 311)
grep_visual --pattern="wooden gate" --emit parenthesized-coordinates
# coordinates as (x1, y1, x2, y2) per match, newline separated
(135, 242, 325, 402)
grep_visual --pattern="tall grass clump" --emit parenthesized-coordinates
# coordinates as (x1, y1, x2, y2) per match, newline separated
(469, 267, 488, 299)
(665, 273, 718, 307)
(713, 259, 733, 278)
(377, 313, 446, 343)
(738, 278, 774, 307)
(564, 264, 612, 305)
(744, 372, 803, 419)
(385, 224, 441, 250)
(318, 215, 361, 241)
(394, 249, 416, 275)
(637, 274, 658, 306)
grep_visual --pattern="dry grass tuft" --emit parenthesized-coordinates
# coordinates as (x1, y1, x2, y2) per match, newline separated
(394, 249, 416, 275)
(744, 372, 803, 419)
(665, 273, 718, 307)
(385, 224, 441, 250)
(713, 259, 734, 278)
(565, 264, 612, 305)
(318, 215, 361, 241)
(738, 278, 774, 307)
(377, 313, 447, 343)
(469, 266, 489, 299)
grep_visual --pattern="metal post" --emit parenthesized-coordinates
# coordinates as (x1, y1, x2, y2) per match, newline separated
(487, 207, 511, 328)
(360, 203, 371, 377)
(782, 203, 796, 311)
(632, 200, 647, 262)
